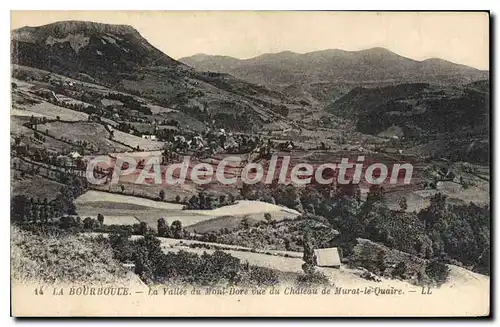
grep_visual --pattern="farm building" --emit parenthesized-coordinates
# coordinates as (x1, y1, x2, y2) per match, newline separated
(69, 151, 82, 159)
(142, 135, 157, 141)
(314, 248, 341, 268)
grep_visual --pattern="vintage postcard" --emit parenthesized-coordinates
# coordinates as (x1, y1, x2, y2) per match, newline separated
(10, 11, 490, 317)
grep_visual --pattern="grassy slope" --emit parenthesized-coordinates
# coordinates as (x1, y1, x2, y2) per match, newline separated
(11, 173, 67, 202)
(11, 226, 133, 285)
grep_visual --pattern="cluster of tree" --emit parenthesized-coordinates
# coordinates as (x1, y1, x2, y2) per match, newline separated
(58, 99, 99, 116)
(11, 196, 59, 223)
(238, 181, 489, 276)
(418, 194, 490, 275)
(274, 105, 289, 117)
(328, 191, 487, 275)
(107, 231, 280, 286)
(209, 112, 256, 133)
(156, 219, 185, 239)
(27, 115, 49, 126)
(12, 69, 31, 81)
(13, 156, 87, 184)
(239, 182, 305, 212)
(297, 231, 330, 286)
(159, 119, 179, 127)
(47, 211, 188, 241)
(116, 122, 141, 136)
(183, 191, 237, 210)
(33, 131, 46, 143)
(316, 141, 332, 151)
(11, 176, 88, 224)
(156, 129, 177, 143)
(20, 211, 188, 243)
(193, 215, 323, 253)
(104, 93, 152, 115)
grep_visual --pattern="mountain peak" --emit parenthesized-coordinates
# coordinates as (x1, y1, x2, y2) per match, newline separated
(252, 50, 299, 60)
(188, 53, 211, 58)
(13, 20, 141, 41)
(11, 19, 181, 81)
(359, 46, 393, 54)
(356, 47, 410, 59)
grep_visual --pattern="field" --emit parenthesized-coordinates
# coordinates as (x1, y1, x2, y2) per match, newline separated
(112, 130, 164, 150)
(76, 190, 184, 210)
(11, 116, 36, 136)
(11, 77, 35, 89)
(184, 200, 301, 217)
(11, 116, 79, 153)
(183, 201, 301, 233)
(75, 190, 303, 230)
(43, 121, 130, 153)
(146, 103, 177, 114)
(94, 178, 197, 204)
(75, 190, 214, 228)
(11, 173, 67, 201)
(12, 101, 89, 122)
(76, 201, 217, 228)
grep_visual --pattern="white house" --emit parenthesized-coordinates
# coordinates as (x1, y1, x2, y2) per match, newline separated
(314, 248, 341, 268)
(69, 151, 82, 159)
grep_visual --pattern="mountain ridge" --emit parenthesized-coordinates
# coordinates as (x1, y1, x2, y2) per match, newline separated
(180, 47, 486, 71)
(13, 20, 142, 38)
(180, 48, 488, 104)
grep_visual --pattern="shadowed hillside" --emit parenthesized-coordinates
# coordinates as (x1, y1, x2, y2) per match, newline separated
(11, 21, 300, 132)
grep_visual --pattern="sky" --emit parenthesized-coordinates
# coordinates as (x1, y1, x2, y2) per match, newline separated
(11, 11, 490, 70)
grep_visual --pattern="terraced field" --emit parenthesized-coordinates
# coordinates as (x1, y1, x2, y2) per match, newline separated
(75, 190, 214, 228)
(11, 174, 67, 201)
(12, 101, 89, 122)
(75, 190, 302, 230)
(112, 130, 164, 151)
(75, 190, 185, 210)
(43, 121, 130, 153)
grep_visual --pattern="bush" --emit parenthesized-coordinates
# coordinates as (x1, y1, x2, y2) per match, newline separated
(83, 217, 100, 230)
(295, 271, 330, 287)
(109, 230, 134, 262)
(392, 261, 407, 279)
(11, 226, 128, 284)
(249, 266, 279, 286)
(425, 260, 450, 286)
(97, 213, 104, 225)
(107, 233, 284, 286)
(171, 220, 183, 239)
